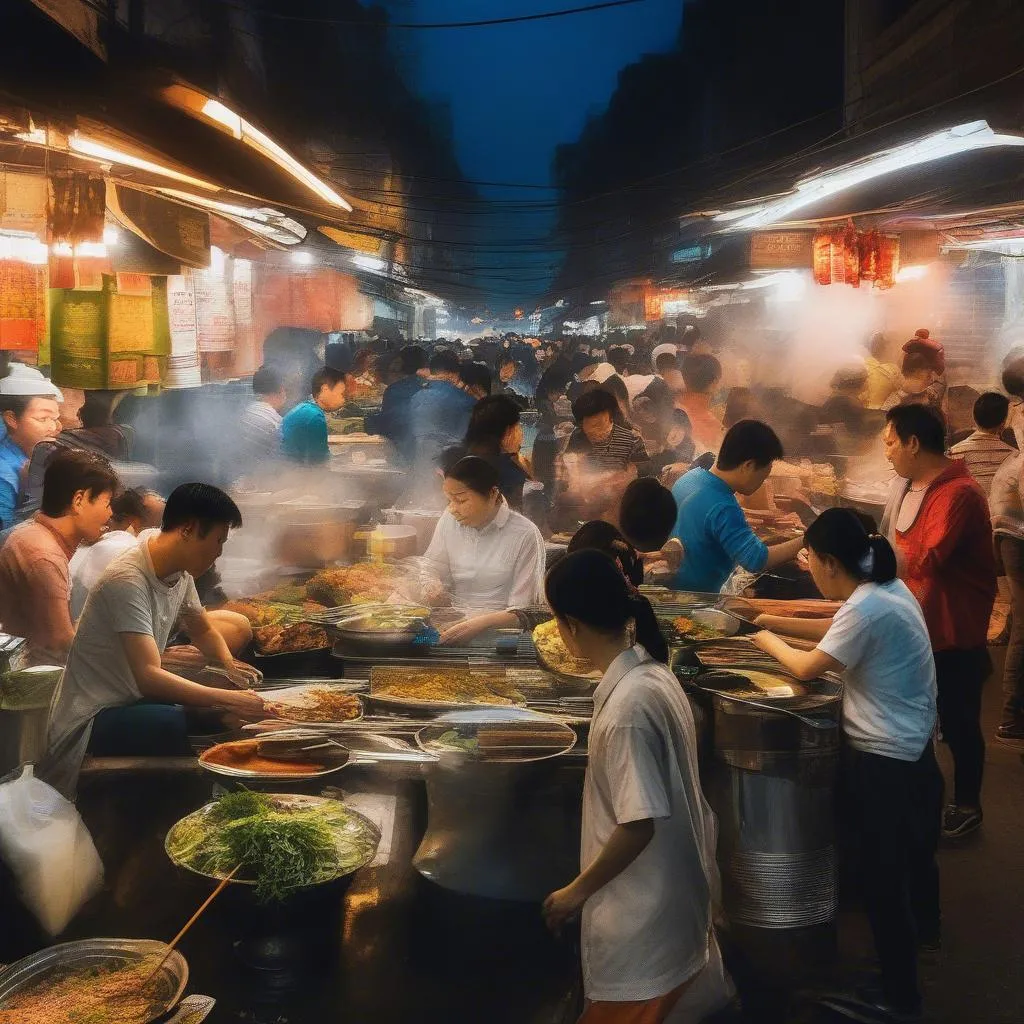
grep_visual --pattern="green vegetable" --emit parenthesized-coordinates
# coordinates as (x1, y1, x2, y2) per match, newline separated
(209, 789, 273, 822)
(167, 795, 377, 902)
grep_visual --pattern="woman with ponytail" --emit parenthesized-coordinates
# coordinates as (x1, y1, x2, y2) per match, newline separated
(753, 507, 943, 1021)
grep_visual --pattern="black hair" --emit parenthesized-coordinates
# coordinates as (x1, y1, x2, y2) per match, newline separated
(655, 352, 678, 374)
(399, 345, 428, 375)
(885, 403, 946, 455)
(429, 350, 461, 375)
(804, 507, 897, 584)
(598, 375, 629, 412)
(310, 365, 346, 397)
(110, 486, 150, 523)
(41, 449, 120, 517)
(1001, 352, 1024, 398)
(572, 387, 619, 424)
(0, 394, 50, 420)
(497, 353, 517, 369)
(465, 395, 520, 455)
(618, 477, 678, 552)
(162, 482, 243, 536)
(682, 352, 722, 393)
(607, 346, 630, 375)
(459, 361, 492, 395)
(568, 521, 643, 588)
(537, 366, 571, 400)
(252, 364, 283, 396)
(544, 549, 632, 635)
(974, 391, 1010, 431)
(565, 522, 668, 662)
(77, 395, 113, 429)
(444, 454, 500, 497)
(716, 419, 784, 472)
(901, 350, 935, 375)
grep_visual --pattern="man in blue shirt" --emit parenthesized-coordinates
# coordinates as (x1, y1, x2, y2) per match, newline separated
(669, 419, 804, 593)
(280, 366, 347, 465)
(409, 350, 477, 475)
(0, 392, 62, 529)
(366, 345, 427, 463)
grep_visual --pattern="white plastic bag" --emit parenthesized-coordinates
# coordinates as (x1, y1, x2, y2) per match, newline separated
(0, 764, 104, 935)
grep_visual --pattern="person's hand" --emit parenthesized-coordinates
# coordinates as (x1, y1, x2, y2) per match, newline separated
(753, 614, 770, 628)
(543, 883, 586, 933)
(423, 580, 446, 605)
(796, 547, 810, 572)
(222, 662, 263, 689)
(660, 539, 684, 572)
(439, 615, 494, 646)
(215, 689, 266, 718)
(750, 631, 772, 652)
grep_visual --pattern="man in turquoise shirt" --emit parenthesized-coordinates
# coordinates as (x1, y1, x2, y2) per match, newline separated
(0, 391, 62, 529)
(280, 366, 347, 465)
(669, 420, 804, 593)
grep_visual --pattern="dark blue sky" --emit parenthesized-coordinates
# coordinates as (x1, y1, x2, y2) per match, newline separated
(376, 0, 685, 306)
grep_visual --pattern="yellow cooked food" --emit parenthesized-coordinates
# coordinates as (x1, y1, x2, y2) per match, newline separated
(532, 619, 599, 678)
(371, 667, 525, 705)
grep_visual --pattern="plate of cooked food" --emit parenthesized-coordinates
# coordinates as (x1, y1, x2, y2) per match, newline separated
(664, 607, 745, 644)
(366, 665, 531, 712)
(531, 619, 602, 683)
(259, 683, 363, 725)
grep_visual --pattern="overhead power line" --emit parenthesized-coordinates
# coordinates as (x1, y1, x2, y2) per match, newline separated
(222, 0, 649, 29)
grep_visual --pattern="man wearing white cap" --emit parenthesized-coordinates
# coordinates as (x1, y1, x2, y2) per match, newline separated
(0, 367, 63, 529)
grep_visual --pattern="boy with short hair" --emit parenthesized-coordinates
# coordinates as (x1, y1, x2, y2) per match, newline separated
(949, 391, 1014, 496)
(280, 365, 347, 465)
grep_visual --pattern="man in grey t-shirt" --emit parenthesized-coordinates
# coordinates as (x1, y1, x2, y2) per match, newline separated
(41, 483, 266, 798)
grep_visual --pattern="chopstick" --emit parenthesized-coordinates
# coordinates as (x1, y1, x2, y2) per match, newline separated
(142, 865, 241, 987)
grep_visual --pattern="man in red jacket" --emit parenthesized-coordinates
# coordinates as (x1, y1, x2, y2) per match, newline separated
(881, 403, 996, 840)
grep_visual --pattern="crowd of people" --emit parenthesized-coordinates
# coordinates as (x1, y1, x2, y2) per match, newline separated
(1, 322, 1023, 1023)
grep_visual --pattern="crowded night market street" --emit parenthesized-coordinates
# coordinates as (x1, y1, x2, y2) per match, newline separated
(1, 2, 1024, 1022)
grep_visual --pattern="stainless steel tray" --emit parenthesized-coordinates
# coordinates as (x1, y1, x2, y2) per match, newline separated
(165, 793, 380, 889)
(0, 938, 188, 1024)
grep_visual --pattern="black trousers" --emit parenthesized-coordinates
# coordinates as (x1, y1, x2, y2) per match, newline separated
(934, 647, 991, 808)
(841, 742, 944, 1012)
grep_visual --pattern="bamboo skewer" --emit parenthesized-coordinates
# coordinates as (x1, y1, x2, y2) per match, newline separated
(142, 865, 241, 987)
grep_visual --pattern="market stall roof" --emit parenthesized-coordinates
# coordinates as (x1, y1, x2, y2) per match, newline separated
(680, 119, 1024, 240)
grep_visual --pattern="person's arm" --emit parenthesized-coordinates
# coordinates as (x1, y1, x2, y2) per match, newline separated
(751, 631, 843, 680)
(178, 606, 257, 686)
(543, 820, 654, 930)
(119, 632, 266, 716)
(753, 613, 833, 641)
(0, 475, 16, 530)
(545, 719, 669, 929)
(419, 514, 452, 604)
(764, 536, 806, 571)
(505, 529, 547, 609)
(439, 610, 519, 645)
(312, 409, 330, 463)
(31, 557, 76, 660)
(708, 502, 770, 574)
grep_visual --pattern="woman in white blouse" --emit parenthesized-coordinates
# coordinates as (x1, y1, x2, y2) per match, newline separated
(420, 455, 546, 612)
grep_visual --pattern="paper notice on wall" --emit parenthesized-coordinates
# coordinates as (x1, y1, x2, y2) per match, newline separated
(0, 261, 47, 350)
(165, 272, 201, 387)
(194, 265, 234, 352)
(0, 171, 47, 234)
(230, 258, 258, 374)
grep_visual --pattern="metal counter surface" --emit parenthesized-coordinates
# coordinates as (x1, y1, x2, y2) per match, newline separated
(0, 764, 581, 1024)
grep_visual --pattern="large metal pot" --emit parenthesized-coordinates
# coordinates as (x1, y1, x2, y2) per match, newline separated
(689, 673, 842, 980)
(272, 499, 365, 567)
(383, 507, 444, 554)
